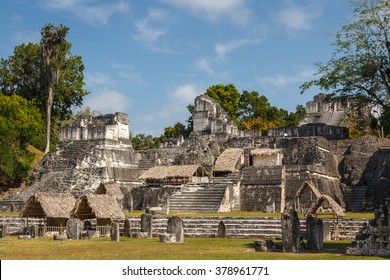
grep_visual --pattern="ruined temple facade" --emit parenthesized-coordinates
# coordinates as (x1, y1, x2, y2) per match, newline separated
(193, 95, 239, 135)
(300, 93, 351, 126)
(4, 94, 390, 214)
(13, 113, 140, 207)
(60, 112, 130, 142)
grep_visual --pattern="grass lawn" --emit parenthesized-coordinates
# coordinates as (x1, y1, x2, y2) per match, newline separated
(0, 236, 387, 260)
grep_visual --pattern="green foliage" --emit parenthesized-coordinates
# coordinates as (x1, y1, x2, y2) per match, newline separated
(0, 94, 45, 187)
(205, 84, 240, 122)
(0, 24, 89, 151)
(301, 0, 390, 123)
(164, 122, 188, 138)
(237, 91, 306, 132)
(131, 134, 165, 150)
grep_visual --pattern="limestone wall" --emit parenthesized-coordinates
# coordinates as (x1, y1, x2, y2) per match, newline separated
(60, 112, 129, 142)
(268, 123, 348, 140)
(192, 95, 239, 135)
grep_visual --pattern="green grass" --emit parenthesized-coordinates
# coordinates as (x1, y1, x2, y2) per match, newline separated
(0, 236, 387, 260)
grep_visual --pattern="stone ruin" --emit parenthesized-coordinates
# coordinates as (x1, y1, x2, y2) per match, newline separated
(346, 202, 390, 256)
(1, 93, 390, 218)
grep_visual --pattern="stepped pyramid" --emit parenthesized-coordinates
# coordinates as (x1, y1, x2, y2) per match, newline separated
(15, 112, 139, 202)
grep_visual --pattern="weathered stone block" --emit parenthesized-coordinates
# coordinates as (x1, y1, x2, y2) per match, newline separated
(53, 233, 68, 241)
(254, 240, 275, 252)
(0, 224, 7, 238)
(124, 218, 132, 237)
(135, 232, 149, 238)
(111, 222, 120, 242)
(30, 225, 39, 239)
(281, 208, 301, 253)
(18, 235, 31, 240)
(306, 216, 323, 251)
(66, 218, 83, 240)
(141, 213, 153, 238)
(159, 233, 177, 243)
(167, 216, 184, 243)
(218, 221, 227, 238)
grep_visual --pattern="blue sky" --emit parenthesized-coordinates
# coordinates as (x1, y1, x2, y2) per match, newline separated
(0, 0, 353, 136)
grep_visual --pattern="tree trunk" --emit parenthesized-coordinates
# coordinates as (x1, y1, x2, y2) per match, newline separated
(45, 83, 53, 154)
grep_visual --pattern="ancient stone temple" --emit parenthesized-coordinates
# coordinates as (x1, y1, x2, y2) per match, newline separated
(192, 95, 239, 135)
(300, 93, 351, 126)
(3, 94, 390, 215)
(14, 112, 139, 203)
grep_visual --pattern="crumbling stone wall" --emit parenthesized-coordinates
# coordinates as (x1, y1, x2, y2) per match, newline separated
(240, 166, 283, 212)
(346, 203, 390, 256)
(192, 95, 239, 135)
(60, 112, 129, 142)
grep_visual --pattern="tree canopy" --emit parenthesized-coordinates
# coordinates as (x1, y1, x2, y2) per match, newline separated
(301, 0, 390, 124)
(0, 94, 45, 187)
(0, 24, 89, 151)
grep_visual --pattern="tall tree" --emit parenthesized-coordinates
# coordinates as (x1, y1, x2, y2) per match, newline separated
(0, 24, 89, 152)
(301, 0, 390, 117)
(41, 24, 70, 153)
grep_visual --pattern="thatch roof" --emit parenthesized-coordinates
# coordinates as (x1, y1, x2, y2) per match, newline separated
(250, 148, 282, 156)
(214, 148, 244, 172)
(70, 194, 125, 220)
(20, 192, 76, 219)
(295, 181, 322, 199)
(94, 181, 124, 201)
(139, 165, 208, 180)
(305, 195, 345, 217)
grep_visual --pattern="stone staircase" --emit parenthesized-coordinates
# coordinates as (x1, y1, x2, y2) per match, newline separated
(169, 185, 227, 212)
(343, 185, 367, 212)
(371, 148, 390, 185)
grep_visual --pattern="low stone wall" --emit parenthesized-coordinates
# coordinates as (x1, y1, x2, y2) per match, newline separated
(0, 216, 45, 235)
(0, 216, 370, 240)
(0, 201, 24, 212)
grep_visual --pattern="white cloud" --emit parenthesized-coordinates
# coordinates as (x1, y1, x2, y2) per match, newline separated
(12, 31, 40, 45)
(85, 72, 116, 87)
(82, 87, 131, 114)
(215, 39, 262, 61)
(196, 58, 216, 76)
(257, 69, 315, 87)
(169, 84, 200, 105)
(133, 8, 174, 53)
(111, 63, 147, 85)
(139, 84, 201, 131)
(161, 0, 251, 26)
(277, 4, 323, 32)
(133, 20, 166, 44)
(42, 0, 130, 26)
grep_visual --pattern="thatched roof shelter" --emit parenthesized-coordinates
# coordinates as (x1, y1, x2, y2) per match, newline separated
(70, 194, 125, 221)
(94, 181, 124, 202)
(20, 192, 76, 219)
(213, 148, 244, 173)
(139, 164, 209, 185)
(295, 181, 322, 199)
(305, 195, 345, 217)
